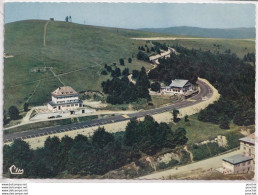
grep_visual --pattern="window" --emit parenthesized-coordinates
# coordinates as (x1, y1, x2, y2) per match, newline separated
(243, 162, 246, 166)
(248, 161, 251, 165)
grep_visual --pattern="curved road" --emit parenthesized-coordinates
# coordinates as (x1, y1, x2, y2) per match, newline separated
(3, 80, 212, 143)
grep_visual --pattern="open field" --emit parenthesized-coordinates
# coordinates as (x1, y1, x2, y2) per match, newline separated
(4, 20, 255, 111)
(172, 114, 255, 145)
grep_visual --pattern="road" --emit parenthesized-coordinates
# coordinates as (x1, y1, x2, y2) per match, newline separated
(3, 79, 212, 143)
(131, 37, 255, 42)
(138, 149, 240, 180)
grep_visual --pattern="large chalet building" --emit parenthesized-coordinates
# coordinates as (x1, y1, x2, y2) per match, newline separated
(47, 86, 83, 111)
(220, 133, 255, 175)
(160, 79, 194, 95)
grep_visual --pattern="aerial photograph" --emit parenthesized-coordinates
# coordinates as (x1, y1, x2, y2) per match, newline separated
(2, 2, 255, 180)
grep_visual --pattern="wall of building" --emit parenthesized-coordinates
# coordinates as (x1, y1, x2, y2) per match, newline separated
(240, 141, 255, 160)
(233, 160, 253, 174)
(222, 161, 234, 174)
(48, 103, 81, 111)
(222, 160, 254, 174)
(52, 95, 79, 104)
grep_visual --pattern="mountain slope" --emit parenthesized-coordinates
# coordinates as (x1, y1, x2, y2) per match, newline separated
(4, 20, 154, 109)
(139, 26, 255, 39)
(4, 20, 255, 110)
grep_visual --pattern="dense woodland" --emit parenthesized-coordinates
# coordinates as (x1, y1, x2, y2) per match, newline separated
(148, 46, 255, 127)
(3, 116, 187, 178)
(102, 67, 151, 104)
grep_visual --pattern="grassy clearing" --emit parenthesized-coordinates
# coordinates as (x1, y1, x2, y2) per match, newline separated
(97, 95, 173, 111)
(171, 114, 254, 145)
(151, 95, 173, 107)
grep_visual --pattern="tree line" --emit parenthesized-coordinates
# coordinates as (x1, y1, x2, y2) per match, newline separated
(148, 45, 255, 128)
(3, 116, 187, 178)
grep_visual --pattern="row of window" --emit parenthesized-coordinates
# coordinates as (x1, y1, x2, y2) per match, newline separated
(55, 96, 78, 99)
(163, 88, 182, 92)
(56, 100, 78, 104)
(243, 146, 252, 152)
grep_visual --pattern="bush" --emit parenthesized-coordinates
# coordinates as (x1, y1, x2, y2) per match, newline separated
(23, 103, 29, 112)
(190, 142, 226, 161)
(132, 70, 139, 79)
(8, 106, 20, 120)
(150, 82, 161, 92)
(137, 51, 149, 62)
(119, 58, 125, 66)
(101, 70, 108, 75)
(157, 159, 178, 170)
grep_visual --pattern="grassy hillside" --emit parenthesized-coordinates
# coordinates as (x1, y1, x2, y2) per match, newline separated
(139, 26, 255, 39)
(4, 20, 159, 110)
(4, 20, 255, 110)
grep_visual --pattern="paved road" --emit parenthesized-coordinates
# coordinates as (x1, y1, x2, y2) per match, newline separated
(138, 149, 240, 179)
(3, 80, 212, 143)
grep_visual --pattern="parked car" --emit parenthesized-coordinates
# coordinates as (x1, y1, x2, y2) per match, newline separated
(56, 115, 62, 118)
(48, 116, 55, 119)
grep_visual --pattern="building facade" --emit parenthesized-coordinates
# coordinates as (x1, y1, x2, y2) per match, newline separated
(47, 86, 83, 111)
(220, 133, 255, 175)
(160, 79, 194, 95)
(222, 154, 253, 174)
(239, 133, 255, 161)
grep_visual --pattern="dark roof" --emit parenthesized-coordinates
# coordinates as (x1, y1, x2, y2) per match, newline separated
(222, 154, 253, 165)
(169, 79, 189, 88)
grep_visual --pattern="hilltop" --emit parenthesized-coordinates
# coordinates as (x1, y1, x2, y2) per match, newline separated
(4, 20, 255, 110)
(4, 20, 160, 110)
(139, 26, 255, 39)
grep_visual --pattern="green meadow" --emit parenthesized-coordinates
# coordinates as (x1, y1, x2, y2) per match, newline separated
(4, 20, 255, 110)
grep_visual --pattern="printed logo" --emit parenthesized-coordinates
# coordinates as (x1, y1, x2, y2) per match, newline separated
(9, 165, 24, 175)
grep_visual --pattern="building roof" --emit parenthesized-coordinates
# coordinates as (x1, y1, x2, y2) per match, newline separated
(169, 79, 189, 88)
(239, 133, 255, 145)
(51, 86, 78, 96)
(222, 154, 253, 165)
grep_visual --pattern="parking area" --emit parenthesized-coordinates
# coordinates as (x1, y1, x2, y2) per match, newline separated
(30, 108, 96, 121)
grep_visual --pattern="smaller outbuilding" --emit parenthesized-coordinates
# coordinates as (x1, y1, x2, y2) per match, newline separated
(218, 133, 255, 175)
(222, 154, 253, 175)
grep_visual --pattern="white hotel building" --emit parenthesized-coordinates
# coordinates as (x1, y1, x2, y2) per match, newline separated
(47, 86, 83, 111)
